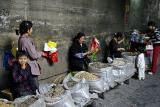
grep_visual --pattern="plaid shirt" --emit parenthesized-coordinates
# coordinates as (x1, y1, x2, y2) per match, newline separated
(12, 61, 36, 97)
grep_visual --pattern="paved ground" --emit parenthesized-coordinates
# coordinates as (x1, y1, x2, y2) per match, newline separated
(90, 70, 160, 107)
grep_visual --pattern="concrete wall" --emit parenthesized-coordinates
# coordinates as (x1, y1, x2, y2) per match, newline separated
(128, 0, 160, 31)
(0, 0, 125, 35)
(0, 0, 125, 83)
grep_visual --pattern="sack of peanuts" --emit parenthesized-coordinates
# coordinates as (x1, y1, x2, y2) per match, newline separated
(88, 62, 116, 89)
(14, 95, 45, 107)
(63, 73, 98, 107)
(71, 71, 108, 93)
(39, 83, 76, 107)
(0, 99, 14, 107)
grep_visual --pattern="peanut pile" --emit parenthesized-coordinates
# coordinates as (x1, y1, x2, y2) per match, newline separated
(111, 58, 126, 66)
(0, 100, 14, 107)
(124, 52, 138, 56)
(74, 71, 99, 80)
(90, 62, 110, 69)
(17, 97, 38, 107)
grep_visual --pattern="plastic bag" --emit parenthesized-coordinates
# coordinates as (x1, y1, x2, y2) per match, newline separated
(63, 74, 98, 107)
(49, 51, 58, 62)
(71, 81, 90, 107)
(71, 71, 107, 93)
(44, 43, 57, 52)
(63, 73, 78, 90)
(14, 95, 46, 107)
(3, 50, 15, 70)
(0, 99, 14, 107)
(121, 52, 137, 64)
(45, 91, 76, 107)
(38, 83, 76, 107)
(44, 40, 58, 63)
(47, 41, 57, 48)
(90, 37, 100, 61)
(38, 83, 56, 94)
(90, 37, 100, 52)
(112, 61, 135, 83)
(88, 62, 115, 88)
(11, 47, 17, 58)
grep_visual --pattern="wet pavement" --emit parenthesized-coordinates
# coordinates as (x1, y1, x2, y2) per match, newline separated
(90, 70, 160, 107)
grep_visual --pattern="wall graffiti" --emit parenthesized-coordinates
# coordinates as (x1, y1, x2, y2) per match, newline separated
(0, 9, 9, 16)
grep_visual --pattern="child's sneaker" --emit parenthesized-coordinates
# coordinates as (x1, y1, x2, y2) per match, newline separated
(148, 72, 153, 75)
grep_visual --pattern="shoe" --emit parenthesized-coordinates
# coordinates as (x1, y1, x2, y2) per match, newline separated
(124, 79, 130, 85)
(148, 72, 153, 75)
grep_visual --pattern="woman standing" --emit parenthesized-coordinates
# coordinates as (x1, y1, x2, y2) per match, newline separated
(18, 21, 46, 89)
(68, 32, 91, 71)
(109, 32, 125, 59)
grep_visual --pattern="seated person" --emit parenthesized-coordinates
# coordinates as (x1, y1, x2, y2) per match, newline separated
(12, 50, 37, 98)
(109, 32, 125, 59)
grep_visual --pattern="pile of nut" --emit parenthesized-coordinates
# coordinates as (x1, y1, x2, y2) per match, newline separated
(89, 62, 110, 69)
(17, 97, 38, 107)
(0, 100, 14, 107)
(124, 52, 138, 56)
(67, 81, 77, 88)
(74, 71, 99, 80)
(111, 58, 126, 66)
(44, 86, 65, 98)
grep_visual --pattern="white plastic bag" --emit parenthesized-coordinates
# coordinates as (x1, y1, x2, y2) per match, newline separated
(63, 74, 98, 107)
(45, 91, 76, 107)
(112, 61, 135, 83)
(88, 62, 114, 89)
(71, 72, 107, 93)
(63, 73, 78, 90)
(71, 81, 90, 107)
(38, 83, 56, 94)
(63, 74, 91, 107)
(44, 43, 57, 52)
(14, 95, 46, 107)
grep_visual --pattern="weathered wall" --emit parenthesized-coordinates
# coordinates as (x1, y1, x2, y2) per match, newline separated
(128, 0, 160, 31)
(0, 0, 125, 35)
(0, 0, 125, 83)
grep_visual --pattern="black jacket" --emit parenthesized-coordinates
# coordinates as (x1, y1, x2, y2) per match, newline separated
(68, 41, 89, 71)
(109, 38, 122, 58)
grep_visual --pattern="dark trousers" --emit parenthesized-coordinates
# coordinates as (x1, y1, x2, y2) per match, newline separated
(32, 75, 39, 90)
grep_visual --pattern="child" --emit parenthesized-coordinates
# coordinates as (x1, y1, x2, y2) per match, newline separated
(12, 50, 37, 98)
(137, 49, 145, 80)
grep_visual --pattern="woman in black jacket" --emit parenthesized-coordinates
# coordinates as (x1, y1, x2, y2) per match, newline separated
(68, 32, 91, 71)
(109, 32, 125, 59)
